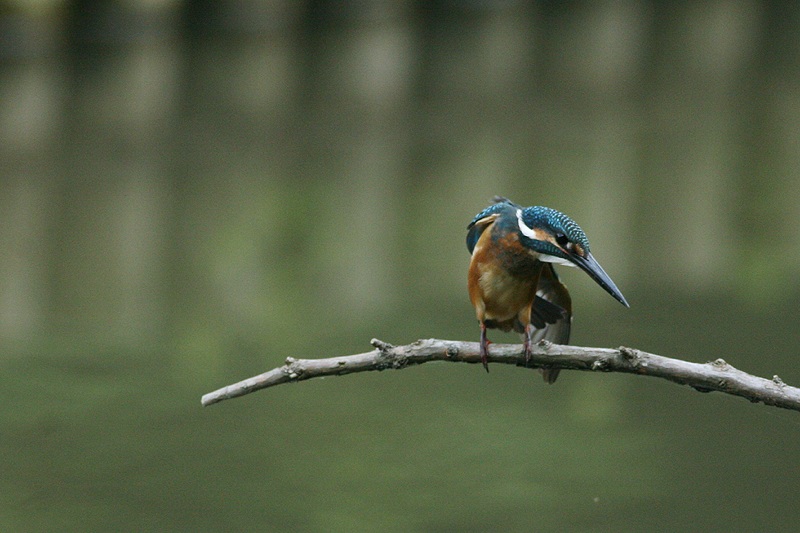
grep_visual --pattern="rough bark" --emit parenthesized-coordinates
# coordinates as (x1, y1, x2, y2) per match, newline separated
(201, 338, 800, 412)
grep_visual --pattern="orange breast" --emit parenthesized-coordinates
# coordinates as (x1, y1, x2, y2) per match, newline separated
(468, 223, 540, 324)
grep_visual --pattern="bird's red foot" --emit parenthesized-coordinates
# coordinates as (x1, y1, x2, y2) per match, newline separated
(523, 326, 533, 367)
(480, 340, 492, 372)
(480, 322, 491, 373)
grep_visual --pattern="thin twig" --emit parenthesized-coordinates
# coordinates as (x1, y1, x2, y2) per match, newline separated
(201, 338, 800, 412)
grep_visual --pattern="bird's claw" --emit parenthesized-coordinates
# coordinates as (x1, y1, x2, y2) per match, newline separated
(523, 329, 533, 367)
(480, 323, 490, 373)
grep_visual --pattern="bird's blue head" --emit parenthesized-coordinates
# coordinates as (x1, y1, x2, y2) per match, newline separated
(516, 205, 629, 307)
(517, 206, 590, 262)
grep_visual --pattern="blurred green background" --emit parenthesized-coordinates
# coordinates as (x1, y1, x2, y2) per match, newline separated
(2, 1, 800, 531)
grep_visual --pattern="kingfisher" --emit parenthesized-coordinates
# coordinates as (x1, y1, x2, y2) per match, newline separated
(467, 197, 629, 382)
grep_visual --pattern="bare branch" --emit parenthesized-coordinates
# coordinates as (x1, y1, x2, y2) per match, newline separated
(201, 338, 800, 412)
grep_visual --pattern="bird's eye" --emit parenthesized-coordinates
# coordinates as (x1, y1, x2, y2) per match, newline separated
(555, 233, 569, 247)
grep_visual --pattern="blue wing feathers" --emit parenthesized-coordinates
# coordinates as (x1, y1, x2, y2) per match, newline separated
(466, 198, 518, 253)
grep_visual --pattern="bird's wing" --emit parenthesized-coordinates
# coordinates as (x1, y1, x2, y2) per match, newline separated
(530, 264, 572, 384)
(466, 199, 517, 254)
(530, 263, 572, 344)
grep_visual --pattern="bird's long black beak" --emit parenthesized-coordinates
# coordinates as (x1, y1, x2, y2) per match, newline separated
(570, 252, 629, 307)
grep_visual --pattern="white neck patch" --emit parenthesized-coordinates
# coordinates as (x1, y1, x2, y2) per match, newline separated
(516, 209, 538, 240)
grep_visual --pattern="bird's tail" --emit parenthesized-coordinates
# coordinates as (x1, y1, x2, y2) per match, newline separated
(531, 264, 573, 384)
(529, 309, 571, 383)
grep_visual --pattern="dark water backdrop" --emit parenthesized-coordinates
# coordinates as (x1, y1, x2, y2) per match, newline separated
(2, 2, 800, 531)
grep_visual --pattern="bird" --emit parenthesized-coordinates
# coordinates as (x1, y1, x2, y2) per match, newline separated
(466, 197, 629, 382)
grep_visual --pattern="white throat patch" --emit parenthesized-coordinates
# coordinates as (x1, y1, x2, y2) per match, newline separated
(539, 254, 577, 267)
